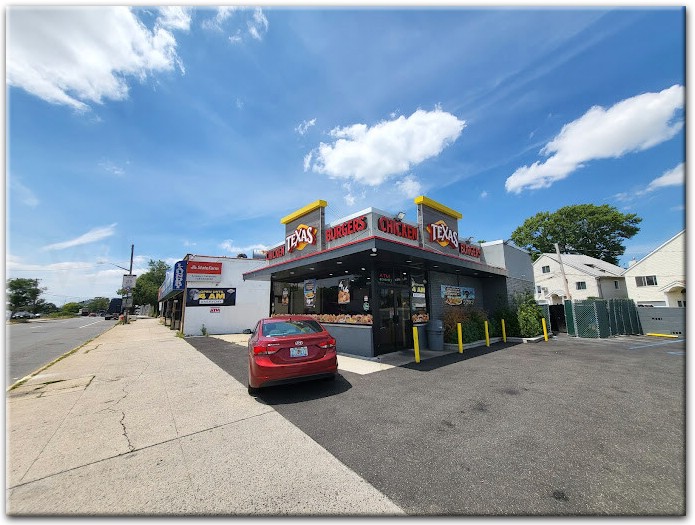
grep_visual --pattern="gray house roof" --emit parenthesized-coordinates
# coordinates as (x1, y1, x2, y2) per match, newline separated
(535, 253, 625, 278)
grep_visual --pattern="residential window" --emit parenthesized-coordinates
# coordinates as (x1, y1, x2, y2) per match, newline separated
(536, 286, 542, 294)
(678, 300, 686, 307)
(614, 280, 620, 289)
(542, 266, 550, 274)
(576, 281, 587, 290)
(635, 276, 658, 287)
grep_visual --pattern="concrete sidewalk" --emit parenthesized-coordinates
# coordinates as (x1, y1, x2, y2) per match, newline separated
(6, 318, 404, 515)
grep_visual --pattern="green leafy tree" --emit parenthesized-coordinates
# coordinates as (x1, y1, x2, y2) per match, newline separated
(88, 297, 110, 313)
(61, 302, 81, 315)
(510, 204, 641, 265)
(7, 278, 46, 314)
(132, 260, 170, 313)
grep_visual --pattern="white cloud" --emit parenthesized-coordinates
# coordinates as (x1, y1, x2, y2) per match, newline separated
(218, 240, 271, 255)
(296, 118, 317, 136)
(202, 7, 268, 43)
(306, 107, 465, 186)
(396, 175, 422, 198)
(7, 7, 186, 111)
(248, 8, 269, 41)
(10, 177, 39, 207)
(645, 162, 684, 192)
(7, 254, 155, 304)
(201, 6, 237, 31)
(506, 85, 684, 193)
(100, 160, 126, 177)
(614, 162, 684, 202)
(42, 223, 118, 251)
(480, 190, 489, 199)
(157, 6, 191, 31)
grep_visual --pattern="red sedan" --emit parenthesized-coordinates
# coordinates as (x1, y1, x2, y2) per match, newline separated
(247, 316, 338, 394)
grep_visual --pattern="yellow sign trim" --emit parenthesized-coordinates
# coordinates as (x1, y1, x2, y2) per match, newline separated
(280, 200, 328, 225)
(413, 196, 462, 219)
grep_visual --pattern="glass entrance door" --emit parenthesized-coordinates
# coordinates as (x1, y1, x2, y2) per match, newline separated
(377, 286, 412, 354)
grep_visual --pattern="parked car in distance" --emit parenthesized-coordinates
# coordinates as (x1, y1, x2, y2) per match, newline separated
(247, 315, 338, 395)
(11, 311, 33, 320)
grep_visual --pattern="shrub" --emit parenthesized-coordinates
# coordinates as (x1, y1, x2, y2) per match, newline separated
(516, 296, 545, 338)
(490, 303, 519, 338)
(442, 306, 489, 344)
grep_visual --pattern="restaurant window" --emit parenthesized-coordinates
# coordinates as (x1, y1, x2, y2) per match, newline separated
(272, 270, 373, 324)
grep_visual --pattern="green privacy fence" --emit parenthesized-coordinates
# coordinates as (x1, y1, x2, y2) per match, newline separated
(564, 298, 642, 338)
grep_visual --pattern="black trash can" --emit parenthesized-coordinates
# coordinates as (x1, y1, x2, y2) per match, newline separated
(426, 319, 445, 351)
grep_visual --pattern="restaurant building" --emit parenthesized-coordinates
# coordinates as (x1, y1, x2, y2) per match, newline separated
(243, 196, 533, 357)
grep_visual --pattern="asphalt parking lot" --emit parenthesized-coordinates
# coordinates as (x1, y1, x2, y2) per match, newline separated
(187, 334, 685, 516)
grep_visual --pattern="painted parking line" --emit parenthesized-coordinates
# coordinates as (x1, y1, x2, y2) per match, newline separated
(628, 339, 684, 350)
(667, 351, 685, 356)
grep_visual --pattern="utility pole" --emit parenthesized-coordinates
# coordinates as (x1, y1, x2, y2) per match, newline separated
(555, 243, 571, 301)
(124, 244, 134, 324)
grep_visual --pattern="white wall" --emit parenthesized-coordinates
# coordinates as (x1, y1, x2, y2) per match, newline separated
(623, 231, 685, 307)
(182, 256, 270, 336)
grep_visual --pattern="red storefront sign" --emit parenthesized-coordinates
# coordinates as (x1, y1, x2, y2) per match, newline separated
(325, 216, 367, 242)
(377, 216, 418, 240)
(187, 261, 223, 275)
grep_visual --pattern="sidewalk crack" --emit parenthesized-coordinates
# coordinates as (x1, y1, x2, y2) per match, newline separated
(119, 411, 134, 452)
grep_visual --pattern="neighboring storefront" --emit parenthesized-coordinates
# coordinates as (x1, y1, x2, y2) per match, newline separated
(243, 196, 533, 357)
(158, 255, 269, 336)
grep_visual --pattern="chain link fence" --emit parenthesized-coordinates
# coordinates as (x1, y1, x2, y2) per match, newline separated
(564, 298, 642, 338)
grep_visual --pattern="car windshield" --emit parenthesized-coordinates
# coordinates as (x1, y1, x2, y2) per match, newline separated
(262, 320, 323, 337)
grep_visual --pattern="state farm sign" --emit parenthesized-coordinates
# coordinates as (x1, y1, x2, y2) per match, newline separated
(186, 261, 223, 282)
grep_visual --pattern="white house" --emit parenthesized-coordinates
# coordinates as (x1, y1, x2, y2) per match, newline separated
(622, 230, 685, 307)
(533, 253, 628, 305)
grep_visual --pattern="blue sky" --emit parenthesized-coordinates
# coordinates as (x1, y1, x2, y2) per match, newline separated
(6, 6, 686, 305)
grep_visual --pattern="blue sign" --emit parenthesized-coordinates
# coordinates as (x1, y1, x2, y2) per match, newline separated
(173, 260, 186, 290)
(158, 260, 187, 301)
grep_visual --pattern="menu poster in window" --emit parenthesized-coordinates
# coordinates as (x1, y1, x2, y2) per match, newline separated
(440, 285, 475, 306)
(338, 279, 350, 304)
(304, 279, 316, 308)
(411, 278, 426, 309)
(281, 287, 289, 305)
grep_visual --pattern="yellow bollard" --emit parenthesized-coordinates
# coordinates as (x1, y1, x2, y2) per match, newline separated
(542, 317, 548, 341)
(413, 326, 421, 363)
(457, 322, 463, 353)
(501, 319, 507, 343)
(484, 320, 490, 347)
